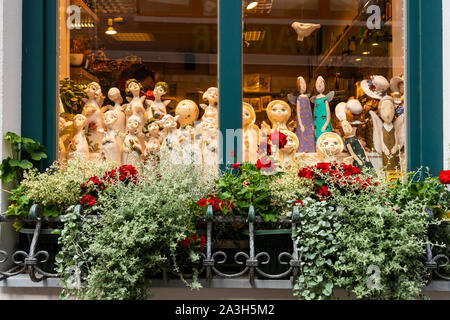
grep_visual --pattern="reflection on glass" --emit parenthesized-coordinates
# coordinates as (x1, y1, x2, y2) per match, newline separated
(242, 0, 405, 178)
(58, 0, 219, 168)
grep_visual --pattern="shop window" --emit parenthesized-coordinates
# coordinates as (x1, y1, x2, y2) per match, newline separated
(58, 0, 218, 166)
(242, 0, 405, 177)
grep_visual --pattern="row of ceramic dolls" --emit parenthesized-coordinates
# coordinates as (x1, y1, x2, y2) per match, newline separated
(243, 75, 405, 171)
(59, 80, 221, 167)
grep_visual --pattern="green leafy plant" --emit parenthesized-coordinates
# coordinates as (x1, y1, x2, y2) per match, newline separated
(216, 163, 279, 222)
(56, 156, 217, 300)
(0, 132, 47, 183)
(60, 78, 87, 114)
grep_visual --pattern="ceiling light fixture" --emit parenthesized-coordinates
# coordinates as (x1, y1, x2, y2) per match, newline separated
(372, 42, 379, 46)
(355, 58, 362, 62)
(105, 17, 124, 36)
(362, 51, 371, 55)
(246, 1, 258, 10)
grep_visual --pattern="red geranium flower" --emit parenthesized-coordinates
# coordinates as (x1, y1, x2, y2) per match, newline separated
(256, 157, 273, 170)
(298, 167, 316, 179)
(80, 195, 97, 206)
(180, 237, 190, 248)
(200, 236, 206, 251)
(231, 163, 240, 170)
(119, 165, 138, 183)
(191, 234, 198, 241)
(317, 186, 331, 200)
(197, 198, 208, 207)
(293, 199, 304, 207)
(439, 171, 450, 184)
(269, 131, 288, 149)
(316, 162, 331, 173)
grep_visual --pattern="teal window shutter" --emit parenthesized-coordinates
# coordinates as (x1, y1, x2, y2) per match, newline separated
(218, 0, 243, 169)
(406, 0, 443, 175)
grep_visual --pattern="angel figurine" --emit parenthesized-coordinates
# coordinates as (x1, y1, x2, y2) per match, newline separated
(200, 87, 219, 123)
(288, 76, 315, 153)
(59, 117, 73, 161)
(243, 103, 260, 163)
(101, 110, 123, 165)
(310, 76, 335, 142)
(341, 120, 373, 170)
(124, 79, 147, 137)
(82, 82, 105, 153)
(261, 100, 292, 135)
(70, 114, 90, 159)
(122, 115, 144, 167)
(157, 114, 181, 164)
(143, 119, 163, 160)
(298, 132, 353, 166)
(279, 130, 299, 171)
(106, 88, 126, 134)
(369, 96, 405, 172)
(147, 81, 171, 119)
(201, 117, 219, 167)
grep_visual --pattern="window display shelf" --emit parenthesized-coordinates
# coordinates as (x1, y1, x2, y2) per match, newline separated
(70, 67, 99, 84)
(71, 0, 99, 23)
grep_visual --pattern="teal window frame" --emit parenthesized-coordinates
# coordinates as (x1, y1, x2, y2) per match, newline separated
(22, 0, 444, 174)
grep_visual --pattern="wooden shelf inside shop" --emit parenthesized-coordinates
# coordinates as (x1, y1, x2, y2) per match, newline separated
(71, 0, 99, 23)
(71, 67, 99, 84)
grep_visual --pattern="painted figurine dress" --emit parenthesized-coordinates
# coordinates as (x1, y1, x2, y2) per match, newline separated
(296, 95, 315, 152)
(313, 96, 332, 141)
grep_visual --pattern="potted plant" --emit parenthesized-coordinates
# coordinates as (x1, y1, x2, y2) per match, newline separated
(59, 78, 87, 115)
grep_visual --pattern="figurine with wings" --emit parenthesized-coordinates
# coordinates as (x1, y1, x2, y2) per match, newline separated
(369, 96, 405, 172)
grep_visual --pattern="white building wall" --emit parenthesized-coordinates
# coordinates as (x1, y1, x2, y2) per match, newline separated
(0, 0, 23, 269)
(444, 1, 450, 169)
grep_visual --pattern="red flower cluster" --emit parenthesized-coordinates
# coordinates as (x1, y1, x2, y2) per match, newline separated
(269, 130, 288, 149)
(103, 165, 138, 185)
(439, 171, 450, 184)
(231, 163, 240, 170)
(256, 157, 273, 170)
(316, 186, 331, 200)
(180, 234, 207, 251)
(298, 163, 362, 179)
(293, 199, 304, 207)
(80, 195, 97, 206)
(81, 176, 105, 193)
(197, 195, 233, 212)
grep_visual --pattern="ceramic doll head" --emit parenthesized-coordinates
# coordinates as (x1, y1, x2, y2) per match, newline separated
(335, 102, 348, 122)
(203, 87, 218, 107)
(379, 96, 395, 124)
(316, 132, 344, 157)
(243, 103, 256, 128)
(125, 79, 143, 96)
(74, 114, 87, 130)
(316, 76, 325, 94)
(202, 117, 218, 135)
(104, 110, 119, 129)
(158, 114, 180, 131)
(297, 76, 307, 94)
(127, 115, 141, 134)
(108, 88, 123, 105)
(154, 82, 169, 98)
(59, 117, 72, 131)
(85, 82, 102, 100)
(266, 100, 292, 124)
(175, 100, 199, 127)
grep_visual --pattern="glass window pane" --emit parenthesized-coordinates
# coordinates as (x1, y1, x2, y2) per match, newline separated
(58, 0, 218, 167)
(242, 0, 405, 177)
